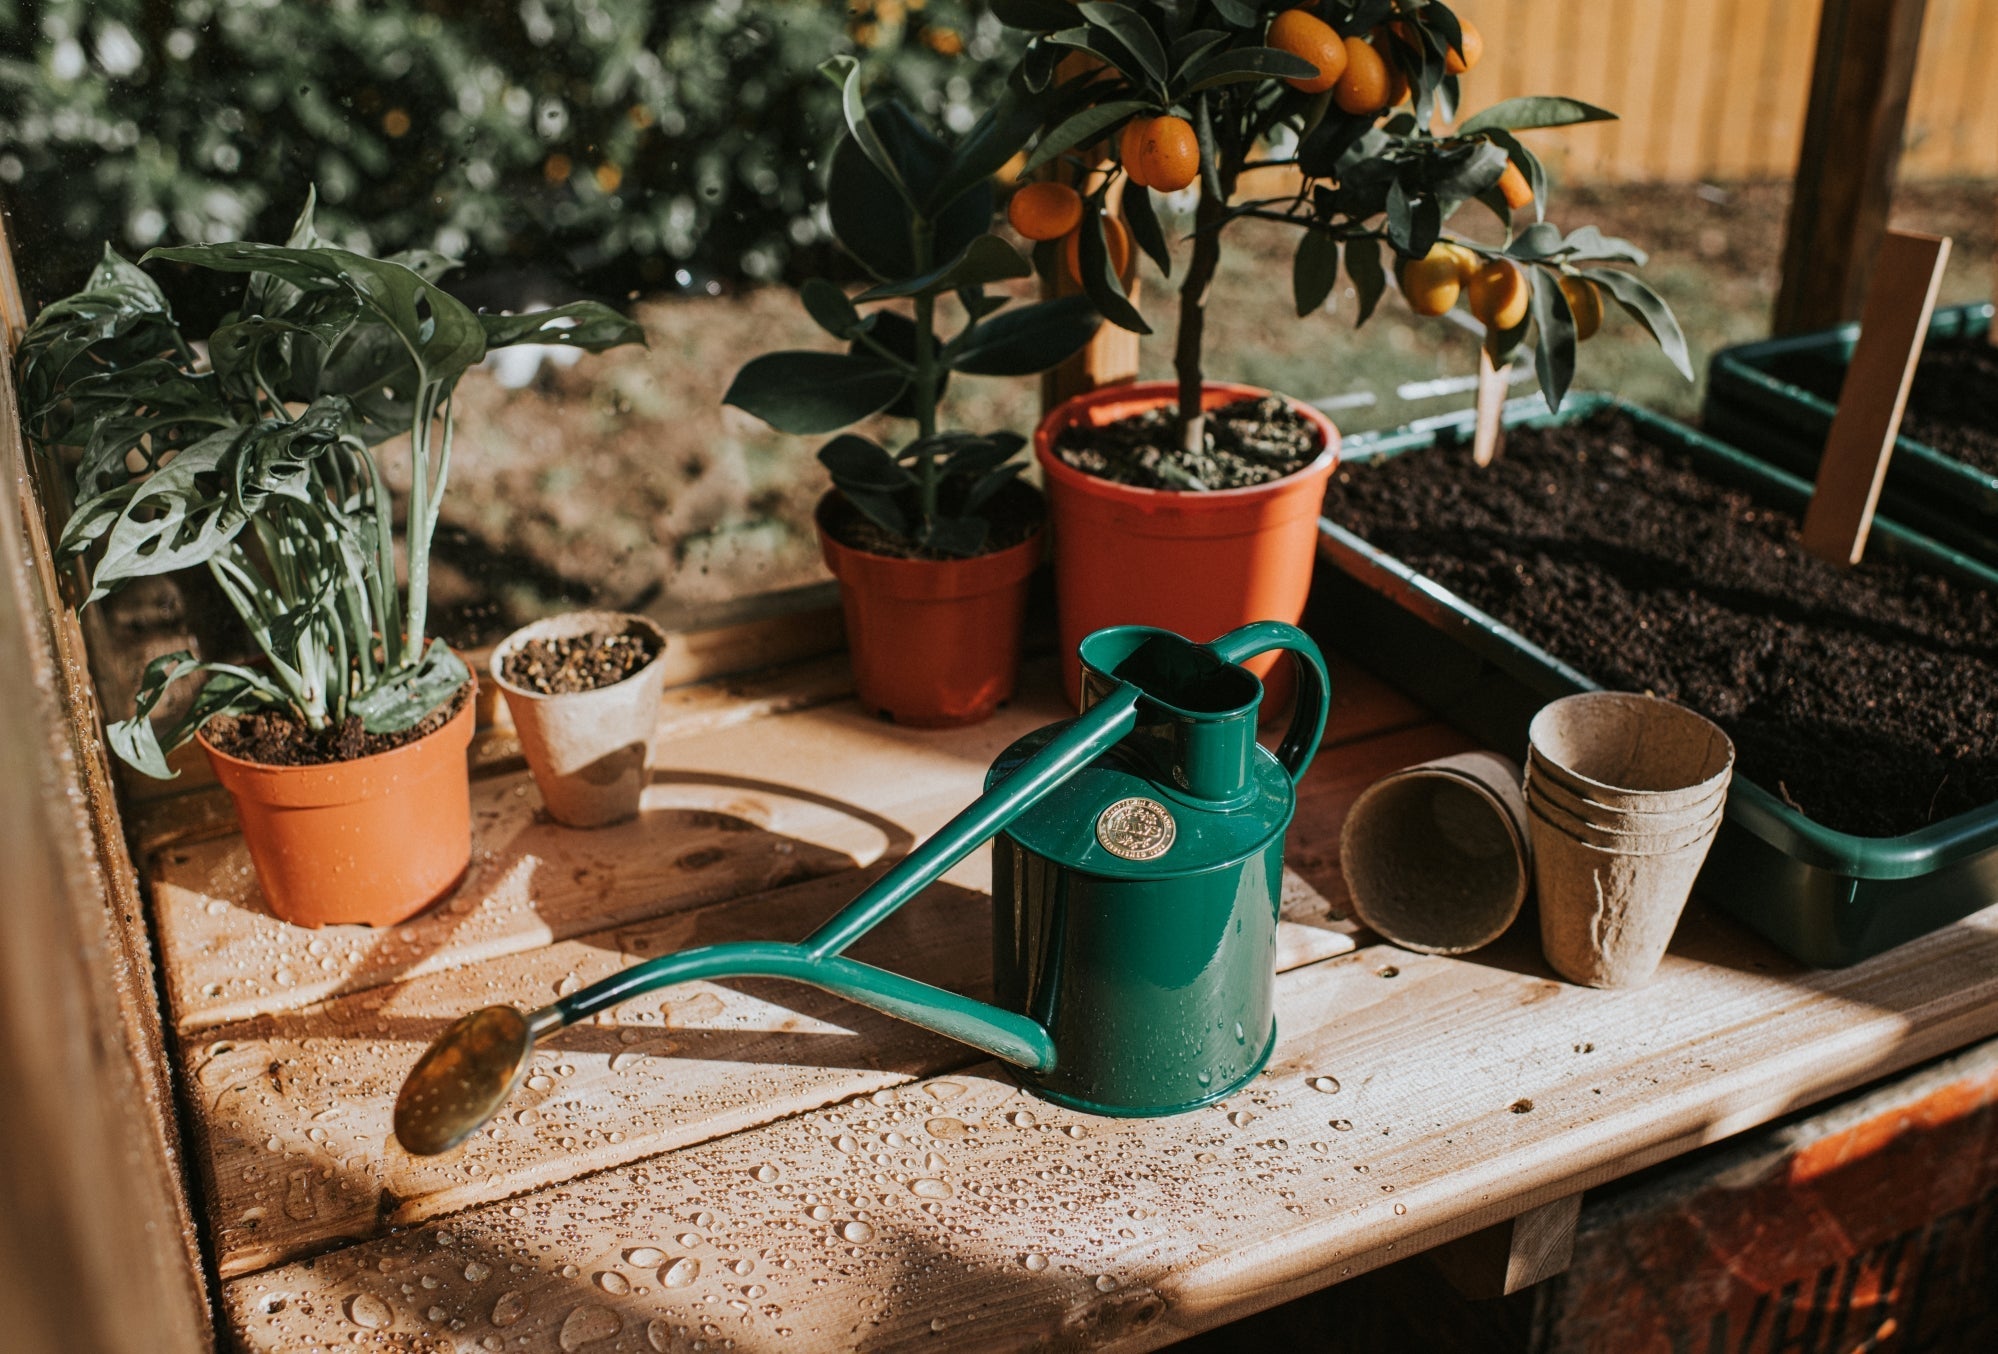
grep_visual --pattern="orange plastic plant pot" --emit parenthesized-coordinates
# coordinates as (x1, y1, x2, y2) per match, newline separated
(198, 681, 477, 928)
(1034, 381, 1340, 702)
(817, 492, 1044, 728)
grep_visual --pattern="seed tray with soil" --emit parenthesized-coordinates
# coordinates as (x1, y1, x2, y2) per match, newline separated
(1052, 394, 1320, 491)
(1705, 302, 1998, 563)
(498, 626, 662, 695)
(1314, 394, 1998, 968)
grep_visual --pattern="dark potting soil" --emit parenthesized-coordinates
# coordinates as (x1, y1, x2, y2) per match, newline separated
(500, 627, 661, 695)
(821, 478, 1044, 562)
(205, 681, 473, 768)
(1775, 338, 1998, 477)
(1054, 395, 1320, 491)
(1321, 409, 1998, 838)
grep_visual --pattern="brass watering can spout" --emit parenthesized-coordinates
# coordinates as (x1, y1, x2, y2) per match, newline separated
(395, 624, 1329, 1155)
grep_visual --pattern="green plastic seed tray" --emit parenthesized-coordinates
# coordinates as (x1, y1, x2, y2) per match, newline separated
(1315, 393, 1998, 968)
(1703, 302, 1998, 564)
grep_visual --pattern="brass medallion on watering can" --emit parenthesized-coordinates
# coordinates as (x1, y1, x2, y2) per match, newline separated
(394, 622, 1328, 1153)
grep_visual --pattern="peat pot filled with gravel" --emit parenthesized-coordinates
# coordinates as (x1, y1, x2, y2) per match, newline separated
(1316, 395, 1998, 968)
(491, 611, 672, 827)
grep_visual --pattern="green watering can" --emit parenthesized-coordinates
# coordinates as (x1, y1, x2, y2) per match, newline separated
(395, 621, 1329, 1154)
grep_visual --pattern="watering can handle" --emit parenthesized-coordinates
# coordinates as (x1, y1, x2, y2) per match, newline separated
(1205, 621, 1332, 783)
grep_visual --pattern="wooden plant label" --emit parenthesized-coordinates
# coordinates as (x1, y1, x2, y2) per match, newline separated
(1472, 345, 1508, 467)
(1799, 229, 1952, 566)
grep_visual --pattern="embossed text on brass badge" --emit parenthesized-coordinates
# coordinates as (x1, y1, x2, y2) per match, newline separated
(1096, 796, 1177, 861)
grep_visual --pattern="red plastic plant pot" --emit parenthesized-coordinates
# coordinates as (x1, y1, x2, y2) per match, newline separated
(199, 679, 477, 928)
(817, 490, 1044, 728)
(1034, 381, 1340, 703)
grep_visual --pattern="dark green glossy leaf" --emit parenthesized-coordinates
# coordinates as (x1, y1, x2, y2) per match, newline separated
(950, 295, 1104, 375)
(1528, 265, 1577, 411)
(1346, 235, 1386, 326)
(1180, 46, 1319, 93)
(992, 0, 1079, 32)
(1561, 224, 1649, 266)
(1076, 2, 1168, 86)
(820, 434, 915, 492)
(853, 234, 1031, 302)
(1077, 204, 1151, 335)
(1584, 267, 1693, 379)
(1460, 97, 1618, 135)
(1024, 99, 1150, 175)
(849, 312, 945, 418)
(723, 351, 908, 435)
(1293, 231, 1339, 317)
(801, 279, 866, 339)
(839, 485, 911, 538)
(1122, 183, 1172, 277)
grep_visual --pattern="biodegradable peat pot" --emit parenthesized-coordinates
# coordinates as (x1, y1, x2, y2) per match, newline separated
(816, 487, 1043, 728)
(1528, 692, 1735, 814)
(1530, 807, 1725, 988)
(1035, 381, 1339, 703)
(1339, 751, 1532, 955)
(491, 611, 672, 828)
(199, 681, 476, 929)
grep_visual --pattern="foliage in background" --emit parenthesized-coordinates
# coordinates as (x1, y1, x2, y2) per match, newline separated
(0, 0, 1017, 304)
(725, 59, 1102, 556)
(15, 194, 642, 775)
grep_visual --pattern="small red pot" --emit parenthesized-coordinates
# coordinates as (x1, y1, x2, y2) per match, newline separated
(199, 681, 477, 928)
(1035, 381, 1339, 702)
(816, 490, 1043, 728)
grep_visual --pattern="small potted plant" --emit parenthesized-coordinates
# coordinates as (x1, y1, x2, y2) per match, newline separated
(489, 610, 673, 828)
(725, 58, 1104, 727)
(17, 194, 642, 927)
(994, 0, 1689, 697)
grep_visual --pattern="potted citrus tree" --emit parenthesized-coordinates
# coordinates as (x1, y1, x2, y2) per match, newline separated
(17, 194, 642, 927)
(994, 0, 1689, 697)
(725, 58, 1104, 727)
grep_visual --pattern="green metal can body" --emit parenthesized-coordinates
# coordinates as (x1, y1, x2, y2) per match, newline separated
(991, 832, 1283, 1116)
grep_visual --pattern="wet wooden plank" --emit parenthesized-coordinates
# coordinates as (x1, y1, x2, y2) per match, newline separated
(220, 899, 1998, 1351)
(187, 861, 1351, 1278)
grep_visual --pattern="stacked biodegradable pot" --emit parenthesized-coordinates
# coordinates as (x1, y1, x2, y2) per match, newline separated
(1524, 692, 1735, 988)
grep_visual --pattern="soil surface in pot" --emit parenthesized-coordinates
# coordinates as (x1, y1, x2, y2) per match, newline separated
(1054, 395, 1319, 491)
(1322, 409, 1998, 838)
(821, 479, 1043, 562)
(206, 682, 474, 768)
(1775, 339, 1998, 476)
(500, 628, 661, 695)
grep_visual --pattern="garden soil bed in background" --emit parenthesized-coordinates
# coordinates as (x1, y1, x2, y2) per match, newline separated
(1768, 338, 1998, 475)
(1320, 409, 1998, 838)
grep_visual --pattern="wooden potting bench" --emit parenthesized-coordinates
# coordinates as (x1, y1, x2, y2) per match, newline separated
(110, 640, 1998, 1352)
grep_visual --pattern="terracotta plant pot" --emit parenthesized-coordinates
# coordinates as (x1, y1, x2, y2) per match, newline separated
(490, 611, 673, 828)
(816, 488, 1044, 728)
(1035, 380, 1340, 702)
(199, 680, 477, 928)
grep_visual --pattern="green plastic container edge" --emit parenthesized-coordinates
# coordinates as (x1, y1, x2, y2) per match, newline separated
(1705, 301, 1998, 511)
(1323, 391, 1998, 882)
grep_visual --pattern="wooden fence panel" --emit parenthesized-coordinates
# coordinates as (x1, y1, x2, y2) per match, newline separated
(1450, 0, 1998, 182)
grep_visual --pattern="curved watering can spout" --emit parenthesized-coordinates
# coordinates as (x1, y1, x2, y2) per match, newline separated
(394, 623, 1334, 1155)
